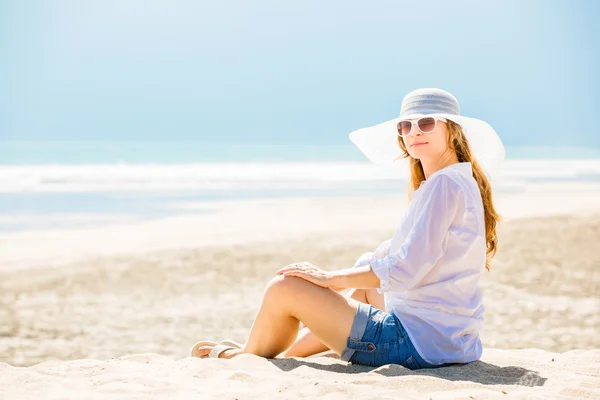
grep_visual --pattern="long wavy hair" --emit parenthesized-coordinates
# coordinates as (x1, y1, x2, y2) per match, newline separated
(396, 119, 501, 271)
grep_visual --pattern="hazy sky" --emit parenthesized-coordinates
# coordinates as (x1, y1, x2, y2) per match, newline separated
(1, 0, 598, 147)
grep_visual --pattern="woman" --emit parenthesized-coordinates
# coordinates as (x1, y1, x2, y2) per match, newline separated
(191, 88, 504, 369)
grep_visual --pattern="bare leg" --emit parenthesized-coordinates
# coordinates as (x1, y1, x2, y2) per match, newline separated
(282, 287, 385, 358)
(191, 276, 361, 359)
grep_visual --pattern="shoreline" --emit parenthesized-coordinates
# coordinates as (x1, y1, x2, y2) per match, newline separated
(2, 183, 600, 272)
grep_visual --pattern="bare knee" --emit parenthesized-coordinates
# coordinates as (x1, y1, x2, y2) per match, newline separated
(265, 274, 292, 293)
(264, 275, 305, 301)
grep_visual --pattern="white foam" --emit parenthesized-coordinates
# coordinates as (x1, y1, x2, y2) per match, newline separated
(1, 159, 599, 194)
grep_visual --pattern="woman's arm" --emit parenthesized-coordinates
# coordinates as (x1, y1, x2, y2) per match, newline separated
(330, 265, 382, 291)
(277, 263, 380, 292)
(281, 248, 386, 293)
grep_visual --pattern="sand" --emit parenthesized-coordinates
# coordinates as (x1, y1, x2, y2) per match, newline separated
(1, 185, 599, 399)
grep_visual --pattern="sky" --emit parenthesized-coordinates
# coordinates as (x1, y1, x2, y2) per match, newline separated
(1, 0, 599, 148)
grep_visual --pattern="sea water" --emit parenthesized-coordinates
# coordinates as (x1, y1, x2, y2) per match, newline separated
(2, 141, 600, 233)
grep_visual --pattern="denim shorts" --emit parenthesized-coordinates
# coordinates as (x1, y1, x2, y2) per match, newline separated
(340, 302, 456, 369)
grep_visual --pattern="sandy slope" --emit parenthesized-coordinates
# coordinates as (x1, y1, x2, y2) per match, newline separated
(0, 193, 599, 399)
(1, 349, 599, 399)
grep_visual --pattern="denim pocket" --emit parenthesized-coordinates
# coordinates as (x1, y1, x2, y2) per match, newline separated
(351, 340, 417, 368)
(382, 340, 415, 368)
(401, 355, 419, 370)
(347, 339, 377, 366)
(346, 337, 377, 353)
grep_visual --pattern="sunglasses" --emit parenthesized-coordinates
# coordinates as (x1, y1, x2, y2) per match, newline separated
(397, 117, 447, 137)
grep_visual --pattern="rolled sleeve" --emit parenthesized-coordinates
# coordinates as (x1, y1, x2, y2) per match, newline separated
(352, 251, 375, 268)
(352, 237, 392, 269)
(370, 256, 394, 294)
(369, 174, 464, 293)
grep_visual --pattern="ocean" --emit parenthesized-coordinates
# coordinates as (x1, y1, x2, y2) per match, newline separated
(2, 141, 600, 233)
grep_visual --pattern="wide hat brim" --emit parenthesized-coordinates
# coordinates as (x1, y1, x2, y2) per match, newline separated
(349, 113, 505, 171)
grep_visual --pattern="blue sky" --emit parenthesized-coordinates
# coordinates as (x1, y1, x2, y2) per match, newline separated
(1, 0, 599, 147)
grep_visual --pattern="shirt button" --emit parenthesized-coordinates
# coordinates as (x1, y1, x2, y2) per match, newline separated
(367, 344, 374, 350)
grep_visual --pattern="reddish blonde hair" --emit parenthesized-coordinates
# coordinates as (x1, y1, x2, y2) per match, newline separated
(396, 119, 502, 271)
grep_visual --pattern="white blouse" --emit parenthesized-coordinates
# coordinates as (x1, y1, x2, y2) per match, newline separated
(356, 162, 486, 365)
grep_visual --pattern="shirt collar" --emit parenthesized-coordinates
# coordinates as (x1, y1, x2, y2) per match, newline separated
(427, 162, 472, 180)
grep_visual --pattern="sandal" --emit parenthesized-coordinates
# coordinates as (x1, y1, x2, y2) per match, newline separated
(191, 340, 237, 358)
(219, 339, 244, 349)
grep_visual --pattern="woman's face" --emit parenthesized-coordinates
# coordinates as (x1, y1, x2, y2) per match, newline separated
(401, 118, 450, 161)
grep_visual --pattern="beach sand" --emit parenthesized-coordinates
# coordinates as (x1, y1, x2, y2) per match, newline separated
(1, 186, 599, 399)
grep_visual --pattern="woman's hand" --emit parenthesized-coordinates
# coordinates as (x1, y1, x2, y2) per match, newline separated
(276, 261, 339, 289)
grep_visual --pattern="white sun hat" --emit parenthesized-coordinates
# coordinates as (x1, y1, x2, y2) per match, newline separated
(349, 88, 505, 171)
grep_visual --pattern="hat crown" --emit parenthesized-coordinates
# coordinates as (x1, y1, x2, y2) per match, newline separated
(400, 88, 460, 117)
